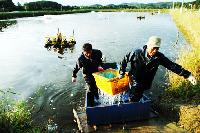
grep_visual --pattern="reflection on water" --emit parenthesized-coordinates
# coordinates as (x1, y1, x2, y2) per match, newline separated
(0, 20, 17, 32)
(44, 28, 76, 58)
(28, 81, 85, 132)
(45, 44, 75, 57)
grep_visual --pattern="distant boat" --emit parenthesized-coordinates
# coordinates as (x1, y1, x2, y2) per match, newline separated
(137, 16, 145, 20)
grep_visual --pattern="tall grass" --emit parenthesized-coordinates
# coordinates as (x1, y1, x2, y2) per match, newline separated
(167, 9, 200, 103)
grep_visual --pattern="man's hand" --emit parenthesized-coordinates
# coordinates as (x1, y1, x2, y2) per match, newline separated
(72, 77, 76, 82)
(102, 55, 106, 63)
(98, 66, 104, 71)
(187, 74, 197, 85)
(119, 74, 125, 79)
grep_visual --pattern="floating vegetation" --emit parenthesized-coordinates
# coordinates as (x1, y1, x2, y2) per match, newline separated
(44, 29, 76, 57)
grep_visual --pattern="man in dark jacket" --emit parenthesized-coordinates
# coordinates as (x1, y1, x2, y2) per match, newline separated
(72, 43, 104, 106)
(119, 36, 197, 102)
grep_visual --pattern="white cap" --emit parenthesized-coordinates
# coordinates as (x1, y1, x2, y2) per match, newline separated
(146, 36, 161, 48)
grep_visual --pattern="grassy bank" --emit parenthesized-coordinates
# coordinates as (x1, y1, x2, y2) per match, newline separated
(158, 9, 200, 133)
(165, 9, 200, 104)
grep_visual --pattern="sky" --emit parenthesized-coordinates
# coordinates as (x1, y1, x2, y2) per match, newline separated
(12, 0, 195, 6)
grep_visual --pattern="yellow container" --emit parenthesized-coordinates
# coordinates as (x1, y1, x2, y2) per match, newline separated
(93, 69, 129, 95)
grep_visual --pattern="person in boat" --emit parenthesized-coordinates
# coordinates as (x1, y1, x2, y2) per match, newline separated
(72, 43, 104, 106)
(119, 36, 197, 102)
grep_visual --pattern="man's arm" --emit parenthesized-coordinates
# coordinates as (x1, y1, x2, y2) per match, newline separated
(97, 50, 105, 71)
(98, 50, 103, 66)
(159, 53, 191, 78)
(72, 58, 82, 79)
(119, 51, 133, 75)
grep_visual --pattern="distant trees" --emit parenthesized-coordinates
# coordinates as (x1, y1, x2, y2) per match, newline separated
(24, 1, 62, 11)
(81, 4, 137, 9)
(23, 1, 78, 11)
(15, 2, 24, 11)
(0, 0, 15, 12)
(0, 0, 200, 12)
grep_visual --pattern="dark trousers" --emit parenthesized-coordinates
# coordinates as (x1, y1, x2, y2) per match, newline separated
(84, 75, 99, 107)
(129, 83, 145, 102)
(129, 75, 151, 102)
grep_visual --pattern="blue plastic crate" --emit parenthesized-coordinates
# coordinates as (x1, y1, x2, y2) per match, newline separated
(86, 92, 152, 125)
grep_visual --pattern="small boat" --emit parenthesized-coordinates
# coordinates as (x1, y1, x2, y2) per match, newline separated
(44, 29, 76, 48)
(137, 16, 145, 20)
(73, 63, 156, 132)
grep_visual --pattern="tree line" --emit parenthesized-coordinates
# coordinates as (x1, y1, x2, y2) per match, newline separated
(0, 0, 200, 12)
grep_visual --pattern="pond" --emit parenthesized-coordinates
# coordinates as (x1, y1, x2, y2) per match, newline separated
(0, 12, 189, 132)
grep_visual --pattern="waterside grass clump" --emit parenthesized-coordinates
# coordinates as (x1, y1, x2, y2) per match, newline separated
(0, 89, 42, 133)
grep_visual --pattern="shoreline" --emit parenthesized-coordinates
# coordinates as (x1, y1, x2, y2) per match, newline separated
(0, 9, 92, 20)
(0, 9, 168, 20)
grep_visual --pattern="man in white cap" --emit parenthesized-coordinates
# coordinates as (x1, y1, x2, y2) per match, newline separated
(119, 36, 197, 102)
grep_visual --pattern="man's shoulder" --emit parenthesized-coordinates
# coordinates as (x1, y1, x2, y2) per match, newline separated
(134, 48, 143, 54)
(93, 49, 102, 56)
(156, 51, 165, 57)
(78, 54, 85, 61)
(135, 48, 143, 52)
(93, 49, 102, 53)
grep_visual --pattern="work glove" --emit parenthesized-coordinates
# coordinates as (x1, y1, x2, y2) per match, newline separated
(98, 66, 104, 71)
(72, 77, 76, 82)
(102, 55, 106, 63)
(119, 74, 125, 79)
(187, 74, 197, 85)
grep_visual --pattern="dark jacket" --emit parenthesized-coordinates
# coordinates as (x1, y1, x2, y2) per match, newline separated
(72, 49, 102, 78)
(120, 45, 191, 89)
